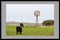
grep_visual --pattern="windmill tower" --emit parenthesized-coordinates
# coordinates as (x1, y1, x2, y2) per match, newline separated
(34, 10, 40, 26)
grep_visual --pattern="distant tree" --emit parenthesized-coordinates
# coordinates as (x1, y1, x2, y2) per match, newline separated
(42, 20, 54, 26)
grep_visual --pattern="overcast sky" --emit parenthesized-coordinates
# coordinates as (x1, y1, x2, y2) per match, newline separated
(6, 4, 54, 23)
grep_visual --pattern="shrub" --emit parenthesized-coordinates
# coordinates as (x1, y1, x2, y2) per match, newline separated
(42, 20, 54, 26)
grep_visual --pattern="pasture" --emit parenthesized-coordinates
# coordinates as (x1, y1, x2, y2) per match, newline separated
(6, 25, 54, 36)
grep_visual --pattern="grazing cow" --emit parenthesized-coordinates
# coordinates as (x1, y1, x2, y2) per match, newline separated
(16, 23, 24, 35)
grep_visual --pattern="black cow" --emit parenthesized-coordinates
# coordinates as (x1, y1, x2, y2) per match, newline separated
(16, 23, 24, 35)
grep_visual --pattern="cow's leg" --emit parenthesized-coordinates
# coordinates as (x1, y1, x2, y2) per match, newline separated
(16, 31, 18, 34)
(16, 27, 19, 35)
(20, 31, 21, 34)
(20, 29, 22, 35)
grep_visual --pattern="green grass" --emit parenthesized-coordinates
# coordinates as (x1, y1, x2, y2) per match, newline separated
(6, 25, 54, 36)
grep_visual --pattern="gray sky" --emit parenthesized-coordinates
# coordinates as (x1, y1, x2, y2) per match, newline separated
(6, 4, 54, 23)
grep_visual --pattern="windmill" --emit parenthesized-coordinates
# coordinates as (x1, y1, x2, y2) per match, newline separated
(34, 10, 40, 26)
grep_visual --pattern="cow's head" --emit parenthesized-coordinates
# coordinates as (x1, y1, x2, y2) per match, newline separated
(20, 23, 24, 27)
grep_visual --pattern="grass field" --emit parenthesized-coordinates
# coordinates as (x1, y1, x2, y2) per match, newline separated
(6, 25, 54, 36)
